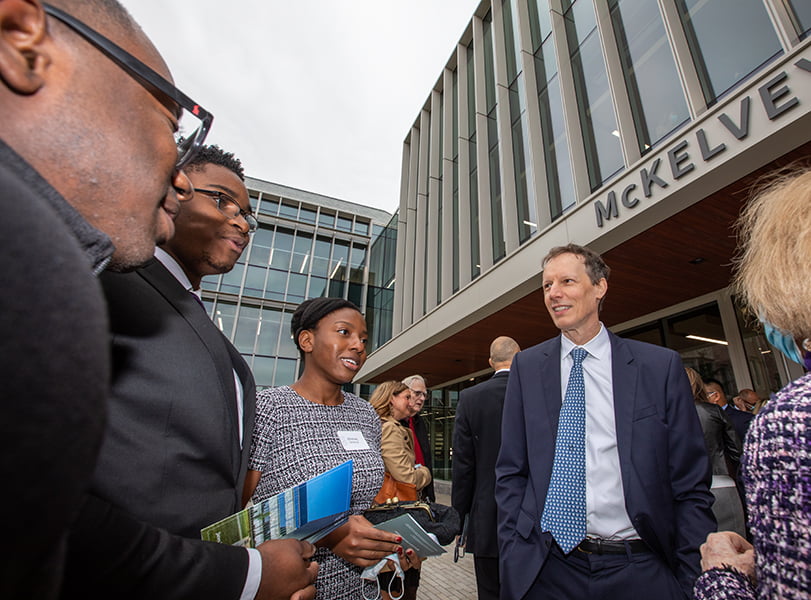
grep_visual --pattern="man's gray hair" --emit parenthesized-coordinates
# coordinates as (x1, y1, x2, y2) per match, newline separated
(402, 374, 426, 388)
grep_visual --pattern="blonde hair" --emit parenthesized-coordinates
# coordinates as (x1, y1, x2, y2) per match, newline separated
(733, 165, 811, 339)
(369, 381, 409, 419)
(685, 367, 710, 404)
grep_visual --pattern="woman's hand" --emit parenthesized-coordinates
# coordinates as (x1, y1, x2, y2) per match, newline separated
(399, 548, 423, 571)
(318, 514, 403, 567)
(700, 531, 755, 582)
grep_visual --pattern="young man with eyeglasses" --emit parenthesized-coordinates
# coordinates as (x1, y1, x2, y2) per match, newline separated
(0, 2, 315, 599)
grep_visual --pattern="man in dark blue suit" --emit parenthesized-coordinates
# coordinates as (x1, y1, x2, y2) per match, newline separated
(453, 336, 520, 600)
(705, 379, 754, 443)
(495, 244, 715, 600)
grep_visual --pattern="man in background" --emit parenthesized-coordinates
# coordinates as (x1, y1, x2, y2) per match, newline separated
(706, 378, 754, 442)
(402, 374, 435, 502)
(453, 336, 520, 600)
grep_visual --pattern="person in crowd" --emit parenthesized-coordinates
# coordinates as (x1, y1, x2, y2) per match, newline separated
(695, 167, 811, 599)
(685, 368, 745, 537)
(1, 2, 314, 599)
(453, 336, 520, 600)
(245, 298, 414, 600)
(705, 378, 754, 443)
(401, 374, 436, 502)
(84, 143, 318, 600)
(496, 243, 715, 600)
(369, 380, 431, 600)
(732, 389, 759, 414)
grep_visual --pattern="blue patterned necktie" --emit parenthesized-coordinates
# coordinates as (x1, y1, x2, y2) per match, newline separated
(541, 346, 588, 553)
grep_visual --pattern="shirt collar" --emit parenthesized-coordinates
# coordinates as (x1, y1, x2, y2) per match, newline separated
(560, 322, 609, 360)
(154, 247, 198, 297)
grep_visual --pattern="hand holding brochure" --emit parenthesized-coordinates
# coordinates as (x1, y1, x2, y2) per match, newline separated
(201, 460, 353, 546)
(373, 513, 445, 557)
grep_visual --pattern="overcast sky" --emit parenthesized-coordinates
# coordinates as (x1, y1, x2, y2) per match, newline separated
(120, 1, 481, 214)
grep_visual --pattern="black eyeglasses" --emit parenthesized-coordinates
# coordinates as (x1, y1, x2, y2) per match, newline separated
(194, 188, 258, 233)
(42, 3, 213, 170)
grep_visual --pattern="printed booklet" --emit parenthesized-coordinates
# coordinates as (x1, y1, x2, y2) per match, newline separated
(201, 460, 353, 546)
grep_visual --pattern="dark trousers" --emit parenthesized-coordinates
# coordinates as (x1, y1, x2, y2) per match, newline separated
(474, 555, 500, 600)
(524, 544, 686, 600)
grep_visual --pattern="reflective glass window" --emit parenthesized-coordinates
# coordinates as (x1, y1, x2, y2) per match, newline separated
(348, 282, 363, 308)
(452, 68, 460, 293)
(318, 210, 335, 229)
(466, 42, 480, 280)
(565, 0, 624, 191)
(213, 301, 237, 337)
(265, 269, 286, 301)
(251, 355, 275, 389)
(331, 240, 350, 281)
(311, 236, 332, 278)
(248, 228, 273, 267)
(676, 0, 782, 104)
(277, 312, 297, 359)
(274, 358, 298, 386)
(610, 0, 689, 152)
(291, 232, 313, 275)
(259, 195, 279, 217)
(220, 261, 245, 295)
(255, 307, 282, 356)
(337, 215, 353, 232)
(350, 245, 366, 283)
(201, 276, 219, 292)
(233, 305, 260, 354)
(787, 0, 811, 39)
(279, 200, 298, 220)
(299, 205, 317, 225)
(286, 272, 308, 303)
(309, 276, 328, 298)
(355, 220, 370, 236)
(270, 229, 293, 270)
(243, 265, 267, 298)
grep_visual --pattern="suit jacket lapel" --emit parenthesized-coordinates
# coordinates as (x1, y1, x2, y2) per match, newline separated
(609, 332, 637, 487)
(139, 259, 241, 443)
(541, 337, 563, 433)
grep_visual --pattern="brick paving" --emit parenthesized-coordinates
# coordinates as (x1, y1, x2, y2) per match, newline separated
(417, 488, 479, 600)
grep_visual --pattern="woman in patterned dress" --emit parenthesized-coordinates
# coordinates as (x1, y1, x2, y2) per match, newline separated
(694, 167, 811, 599)
(244, 298, 415, 599)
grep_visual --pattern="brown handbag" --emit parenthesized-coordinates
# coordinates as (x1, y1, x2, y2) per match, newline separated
(374, 471, 417, 504)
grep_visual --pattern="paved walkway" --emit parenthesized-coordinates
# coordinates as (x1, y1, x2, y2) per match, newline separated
(416, 491, 478, 600)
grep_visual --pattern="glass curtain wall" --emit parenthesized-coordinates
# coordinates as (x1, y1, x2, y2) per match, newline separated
(366, 213, 398, 352)
(529, 0, 576, 220)
(675, 0, 782, 105)
(452, 68, 461, 293)
(504, 0, 538, 243)
(564, 0, 624, 191)
(483, 11, 506, 263)
(436, 92, 444, 306)
(609, 0, 690, 154)
(467, 41, 481, 280)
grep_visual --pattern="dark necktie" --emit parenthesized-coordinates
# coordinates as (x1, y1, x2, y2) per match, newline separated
(541, 346, 588, 553)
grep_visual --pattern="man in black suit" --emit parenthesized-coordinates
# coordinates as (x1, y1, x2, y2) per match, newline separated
(70, 143, 318, 600)
(452, 336, 520, 600)
(705, 378, 754, 442)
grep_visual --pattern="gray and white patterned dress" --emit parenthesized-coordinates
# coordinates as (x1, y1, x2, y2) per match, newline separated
(249, 386, 384, 600)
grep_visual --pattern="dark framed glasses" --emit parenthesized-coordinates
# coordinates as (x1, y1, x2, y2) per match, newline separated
(42, 3, 213, 170)
(194, 188, 259, 233)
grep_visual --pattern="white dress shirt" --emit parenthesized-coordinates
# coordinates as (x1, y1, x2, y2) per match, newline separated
(154, 248, 260, 599)
(560, 323, 639, 540)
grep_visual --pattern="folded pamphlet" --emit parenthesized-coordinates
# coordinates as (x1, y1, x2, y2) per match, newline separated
(201, 460, 353, 546)
(374, 513, 445, 557)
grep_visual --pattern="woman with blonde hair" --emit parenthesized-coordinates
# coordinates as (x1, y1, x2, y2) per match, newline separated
(368, 381, 431, 600)
(694, 166, 811, 599)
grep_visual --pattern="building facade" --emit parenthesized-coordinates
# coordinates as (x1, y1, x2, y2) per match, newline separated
(200, 177, 392, 390)
(358, 0, 811, 480)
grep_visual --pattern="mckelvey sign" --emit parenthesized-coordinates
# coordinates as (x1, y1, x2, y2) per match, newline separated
(595, 56, 811, 228)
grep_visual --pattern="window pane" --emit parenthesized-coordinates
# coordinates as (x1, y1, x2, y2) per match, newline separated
(566, 0, 624, 190)
(676, 0, 782, 103)
(312, 236, 332, 278)
(610, 0, 689, 152)
(220, 261, 245, 295)
(243, 265, 267, 298)
(292, 232, 313, 275)
(259, 195, 279, 217)
(233, 306, 260, 354)
(270, 229, 293, 270)
(319, 211, 335, 229)
(336, 215, 353, 232)
(354, 220, 370, 236)
(248, 228, 273, 267)
(265, 269, 287, 301)
(279, 200, 298, 220)
(787, 0, 811, 39)
(286, 272, 308, 303)
(255, 307, 282, 356)
(212, 301, 237, 337)
(299, 206, 317, 224)
(251, 355, 275, 389)
(278, 312, 298, 359)
(274, 358, 298, 386)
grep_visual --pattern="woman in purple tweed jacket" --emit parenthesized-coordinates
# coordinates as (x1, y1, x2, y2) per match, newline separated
(694, 167, 811, 600)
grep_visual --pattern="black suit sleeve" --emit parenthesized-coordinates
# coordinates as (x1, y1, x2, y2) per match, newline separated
(61, 493, 249, 600)
(451, 391, 475, 525)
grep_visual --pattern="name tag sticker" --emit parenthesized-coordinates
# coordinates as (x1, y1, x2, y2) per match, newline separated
(337, 430, 369, 451)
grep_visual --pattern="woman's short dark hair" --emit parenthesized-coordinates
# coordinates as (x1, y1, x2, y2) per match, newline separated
(291, 297, 362, 358)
